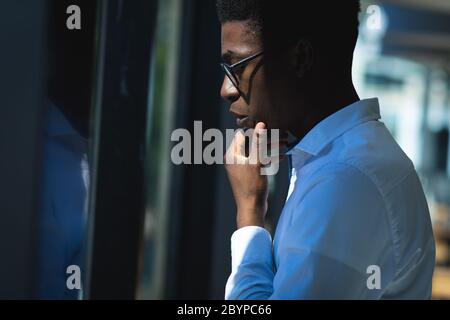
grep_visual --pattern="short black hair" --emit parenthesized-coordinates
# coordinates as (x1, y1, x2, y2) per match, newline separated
(217, 0, 361, 62)
(216, 0, 263, 33)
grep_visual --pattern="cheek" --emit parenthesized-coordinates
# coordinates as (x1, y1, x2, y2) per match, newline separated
(247, 70, 269, 112)
(250, 73, 281, 125)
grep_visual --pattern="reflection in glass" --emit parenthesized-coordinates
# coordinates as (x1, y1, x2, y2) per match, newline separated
(138, 0, 182, 299)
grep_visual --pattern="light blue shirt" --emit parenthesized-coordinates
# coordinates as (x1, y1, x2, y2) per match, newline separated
(225, 98, 435, 299)
(36, 103, 89, 299)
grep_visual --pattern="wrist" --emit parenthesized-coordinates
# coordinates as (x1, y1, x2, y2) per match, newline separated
(236, 205, 267, 228)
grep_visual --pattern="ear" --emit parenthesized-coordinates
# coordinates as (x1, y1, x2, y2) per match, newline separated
(291, 39, 314, 78)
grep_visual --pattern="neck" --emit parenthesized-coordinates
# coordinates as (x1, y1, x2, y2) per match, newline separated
(290, 77, 359, 139)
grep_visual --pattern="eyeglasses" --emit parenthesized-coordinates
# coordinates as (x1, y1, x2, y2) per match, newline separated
(220, 51, 264, 90)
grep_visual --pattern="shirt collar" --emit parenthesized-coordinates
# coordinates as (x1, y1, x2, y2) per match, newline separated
(287, 98, 381, 157)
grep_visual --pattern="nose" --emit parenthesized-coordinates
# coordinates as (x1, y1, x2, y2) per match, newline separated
(220, 75, 239, 102)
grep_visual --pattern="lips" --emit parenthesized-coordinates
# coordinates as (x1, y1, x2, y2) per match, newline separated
(230, 110, 254, 128)
(229, 104, 256, 129)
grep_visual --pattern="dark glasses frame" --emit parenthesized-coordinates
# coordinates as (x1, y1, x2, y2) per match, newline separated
(220, 51, 264, 90)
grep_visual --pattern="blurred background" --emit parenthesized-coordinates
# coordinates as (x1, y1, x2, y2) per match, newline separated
(0, 0, 450, 299)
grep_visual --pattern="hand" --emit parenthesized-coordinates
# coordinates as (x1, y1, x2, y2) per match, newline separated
(224, 122, 287, 228)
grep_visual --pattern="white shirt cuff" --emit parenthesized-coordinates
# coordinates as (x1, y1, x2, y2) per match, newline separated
(230, 226, 273, 272)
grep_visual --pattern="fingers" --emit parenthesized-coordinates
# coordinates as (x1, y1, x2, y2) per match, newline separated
(249, 122, 266, 164)
(226, 128, 250, 165)
(226, 123, 287, 168)
(234, 129, 247, 157)
(262, 155, 285, 166)
(249, 123, 288, 167)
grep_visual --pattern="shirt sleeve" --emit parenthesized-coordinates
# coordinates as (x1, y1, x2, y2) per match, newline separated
(225, 226, 274, 300)
(225, 163, 394, 300)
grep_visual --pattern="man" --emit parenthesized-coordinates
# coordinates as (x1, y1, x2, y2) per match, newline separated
(218, 0, 435, 299)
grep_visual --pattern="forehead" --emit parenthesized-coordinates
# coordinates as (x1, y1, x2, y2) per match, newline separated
(221, 20, 261, 56)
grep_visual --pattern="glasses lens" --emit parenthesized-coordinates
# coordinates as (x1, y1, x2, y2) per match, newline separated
(221, 64, 238, 89)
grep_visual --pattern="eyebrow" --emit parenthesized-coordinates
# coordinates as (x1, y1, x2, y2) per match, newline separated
(221, 50, 248, 64)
